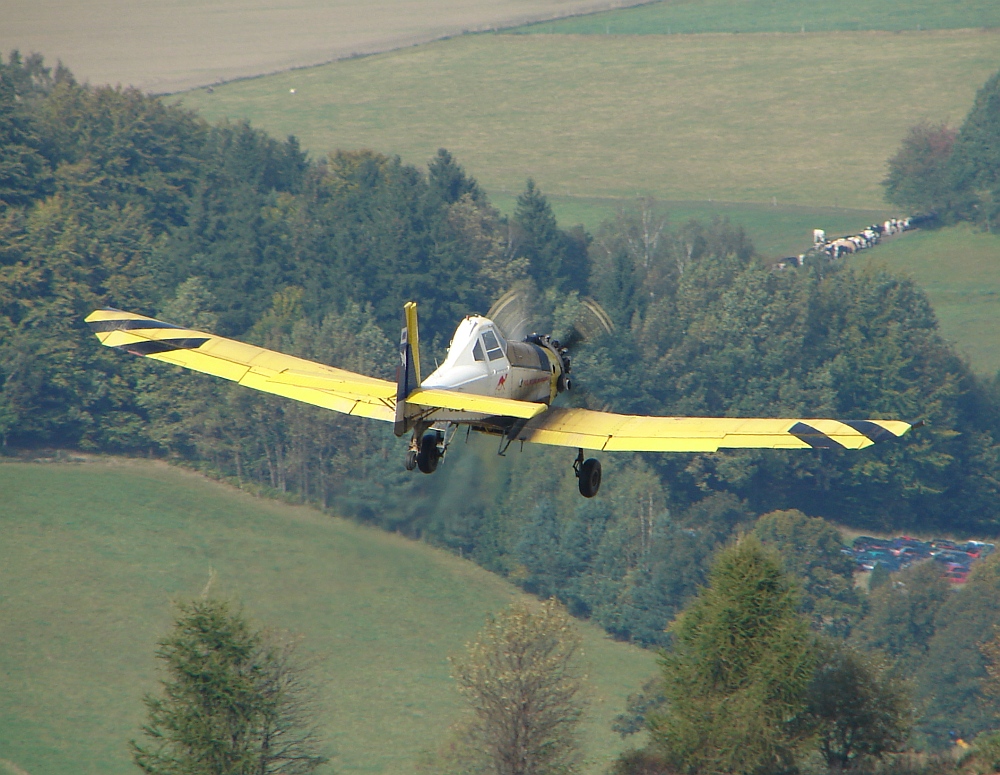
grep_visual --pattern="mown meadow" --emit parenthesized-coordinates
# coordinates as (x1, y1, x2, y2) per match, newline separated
(516, 0, 1000, 34)
(850, 224, 1000, 375)
(0, 460, 655, 775)
(178, 30, 998, 211)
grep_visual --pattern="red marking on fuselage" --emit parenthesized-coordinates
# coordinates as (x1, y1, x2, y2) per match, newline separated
(496, 374, 507, 391)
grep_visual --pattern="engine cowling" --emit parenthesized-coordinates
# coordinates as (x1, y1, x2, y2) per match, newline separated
(526, 333, 572, 393)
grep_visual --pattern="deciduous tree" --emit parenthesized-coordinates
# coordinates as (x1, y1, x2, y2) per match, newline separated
(449, 598, 588, 775)
(803, 641, 912, 768)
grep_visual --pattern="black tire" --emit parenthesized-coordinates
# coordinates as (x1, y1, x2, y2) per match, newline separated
(417, 432, 440, 474)
(404, 449, 418, 471)
(578, 458, 601, 498)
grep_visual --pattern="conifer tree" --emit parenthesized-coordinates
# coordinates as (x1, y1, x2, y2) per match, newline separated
(648, 536, 815, 775)
(132, 598, 327, 775)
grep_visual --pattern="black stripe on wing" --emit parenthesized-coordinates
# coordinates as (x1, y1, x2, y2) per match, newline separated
(88, 318, 185, 333)
(844, 420, 898, 443)
(789, 421, 846, 449)
(120, 338, 210, 356)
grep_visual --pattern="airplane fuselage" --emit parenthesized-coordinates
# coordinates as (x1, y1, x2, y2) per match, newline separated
(420, 316, 564, 417)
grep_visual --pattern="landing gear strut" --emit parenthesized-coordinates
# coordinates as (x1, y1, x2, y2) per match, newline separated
(573, 449, 602, 498)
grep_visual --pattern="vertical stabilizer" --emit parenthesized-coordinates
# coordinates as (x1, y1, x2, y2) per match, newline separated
(394, 301, 422, 436)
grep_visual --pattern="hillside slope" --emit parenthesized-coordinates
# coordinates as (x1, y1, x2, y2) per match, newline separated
(179, 30, 999, 210)
(848, 224, 1000, 375)
(0, 459, 655, 775)
(0, 0, 650, 93)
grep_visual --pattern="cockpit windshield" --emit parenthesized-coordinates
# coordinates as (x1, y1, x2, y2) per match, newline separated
(481, 329, 504, 361)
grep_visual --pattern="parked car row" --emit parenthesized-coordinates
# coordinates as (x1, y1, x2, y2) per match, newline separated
(848, 536, 995, 583)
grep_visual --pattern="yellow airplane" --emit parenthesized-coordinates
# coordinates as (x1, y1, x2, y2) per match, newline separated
(86, 302, 914, 498)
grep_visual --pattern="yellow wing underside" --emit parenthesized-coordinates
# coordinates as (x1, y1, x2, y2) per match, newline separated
(516, 408, 911, 452)
(86, 309, 912, 452)
(86, 308, 398, 421)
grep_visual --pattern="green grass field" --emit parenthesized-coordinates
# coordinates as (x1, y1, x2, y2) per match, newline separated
(851, 224, 1000, 376)
(0, 460, 655, 775)
(516, 0, 1000, 35)
(179, 31, 999, 211)
(493, 193, 891, 257)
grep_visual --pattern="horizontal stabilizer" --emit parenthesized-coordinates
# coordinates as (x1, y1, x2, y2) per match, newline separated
(406, 388, 548, 420)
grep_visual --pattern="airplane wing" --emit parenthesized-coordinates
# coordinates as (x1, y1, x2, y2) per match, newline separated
(87, 308, 912, 450)
(85, 309, 397, 421)
(514, 407, 912, 452)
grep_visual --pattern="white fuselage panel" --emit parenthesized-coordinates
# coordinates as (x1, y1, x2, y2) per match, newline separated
(420, 316, 556, 421)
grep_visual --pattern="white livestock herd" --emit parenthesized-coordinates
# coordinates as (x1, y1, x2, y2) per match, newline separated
(813, 217, 913, 259)
(774, 216, 915, 270)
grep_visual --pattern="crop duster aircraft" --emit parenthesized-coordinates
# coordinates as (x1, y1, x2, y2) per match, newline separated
(86, 301, 914, 498)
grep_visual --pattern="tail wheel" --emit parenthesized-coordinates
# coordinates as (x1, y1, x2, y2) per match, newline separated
(578, 458, 602, 498)
(417, 432, 441, 474)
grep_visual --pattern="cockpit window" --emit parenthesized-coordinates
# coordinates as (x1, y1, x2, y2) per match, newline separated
(482, 330, 499, 350)
(473, 340, 485, 361)
(482, 329, 504, 361)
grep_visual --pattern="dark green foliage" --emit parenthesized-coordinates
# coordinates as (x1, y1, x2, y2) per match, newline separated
(848, 557, 1000, 750)
(511, 179, 590, 294)
(0, 52, 54, 210)
(803, 641, 912, 768)
(510, 467, 715, 647)
(883, 122, 958, 217)
(753, 509, 862, 636)
(869, 560, 893, 591)
(884, 67, 1000, 230)
(132, 598, 327, 775)
(852, 561, 950, 676)
(610, 749, 672, 775)
(948, 69, 1000, 229)
(427, 147, 486, 207)
(913, 554, 1000, 747)
(612, 677, 666, 739)
(647, 536, 816, 775)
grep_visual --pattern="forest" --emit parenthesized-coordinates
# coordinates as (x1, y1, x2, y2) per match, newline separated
(4, 50, 1000, 752)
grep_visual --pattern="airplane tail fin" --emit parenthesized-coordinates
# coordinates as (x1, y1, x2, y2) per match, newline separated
(394, 301, 422, 436)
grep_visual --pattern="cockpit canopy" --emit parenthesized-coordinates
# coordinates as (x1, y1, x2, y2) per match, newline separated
(475, 326, 506, 362)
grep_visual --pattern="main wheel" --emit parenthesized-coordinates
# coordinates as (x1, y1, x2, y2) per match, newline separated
(404, 449, 418, 471)
(417, 432, 440, 474)
(578, 458, 602, 498)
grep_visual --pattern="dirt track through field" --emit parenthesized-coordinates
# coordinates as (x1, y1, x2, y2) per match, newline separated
(1, 0, 651, 93)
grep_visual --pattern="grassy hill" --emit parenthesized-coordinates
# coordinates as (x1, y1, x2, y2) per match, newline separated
(0, 459, 655, 775)
(851, 224, 1000, 376)
(175, 20, 1000, 373)
(177, 30, 998, 211)
(492, 193, 892, 257)
(516, 0, 1000, 34)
